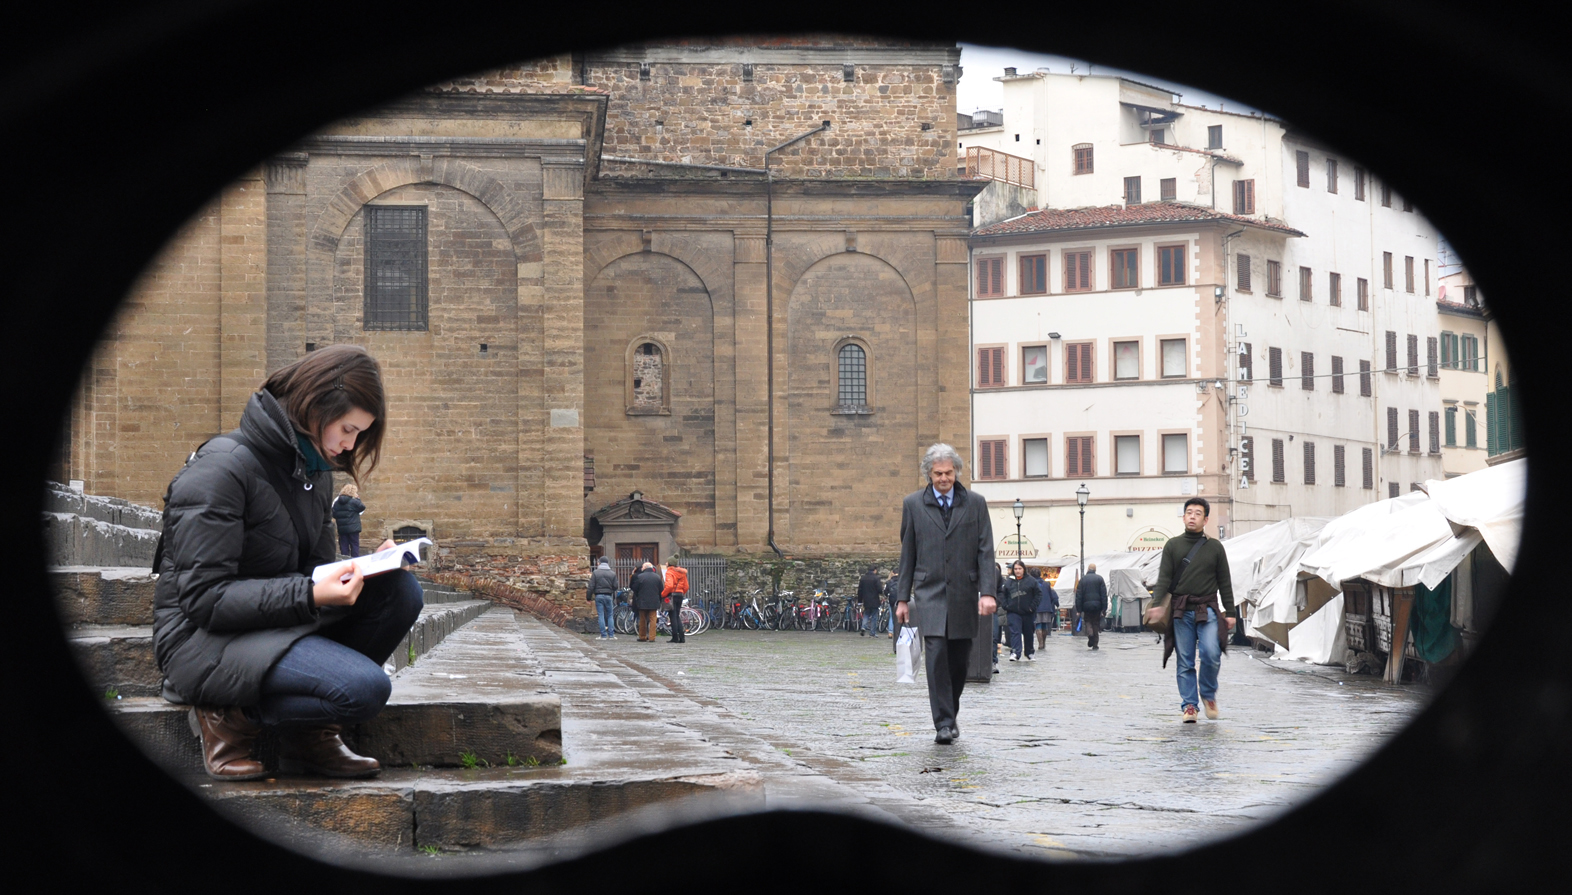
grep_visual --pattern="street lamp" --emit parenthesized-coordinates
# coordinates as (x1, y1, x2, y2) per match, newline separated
(1075, 483, 1090, 584)
(1012, 498, 1025, 564)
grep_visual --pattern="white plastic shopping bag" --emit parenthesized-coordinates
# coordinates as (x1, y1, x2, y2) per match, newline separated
(895, 625, 922, 683)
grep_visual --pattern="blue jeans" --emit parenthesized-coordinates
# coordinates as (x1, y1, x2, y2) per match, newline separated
(862, 606, 879, 636)
(257, 570, 423, 727)
(1173, 606, 1221, 709)
(595, 594, 614, 637)
(1006, 612, 1025, 657)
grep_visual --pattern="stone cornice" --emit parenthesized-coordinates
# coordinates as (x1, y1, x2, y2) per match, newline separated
(587, 46, 961, 66)
(300, 135, 590, 161)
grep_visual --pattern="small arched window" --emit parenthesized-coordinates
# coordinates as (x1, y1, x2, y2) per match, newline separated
(626, 337, 672, 415)
(833, 338, 873, 414)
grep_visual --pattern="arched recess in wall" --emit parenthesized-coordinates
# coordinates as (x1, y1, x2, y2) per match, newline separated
(784, 251, 916, 552)
(584, 252, 717, 548)
(319, 174, 532, 546)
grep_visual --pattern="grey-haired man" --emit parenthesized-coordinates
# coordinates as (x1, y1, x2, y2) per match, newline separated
(895, 443, 998, 745)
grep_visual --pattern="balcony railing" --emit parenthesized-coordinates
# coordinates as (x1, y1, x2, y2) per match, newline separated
(960, 146, 1035, 189)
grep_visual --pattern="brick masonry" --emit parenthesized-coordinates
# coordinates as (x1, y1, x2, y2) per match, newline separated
(62, 38, 980, 612)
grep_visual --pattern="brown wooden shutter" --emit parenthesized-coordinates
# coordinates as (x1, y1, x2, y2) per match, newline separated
(1362, 447, 1374, 489)
(1066, 437, 1080, 477)
(1388, 407, 1399, 448)
(1269, 347, 1283, 386)
(1360, 360, 1372, 396)
(1331, 355, 1344, 393)
(1066, 342, 1093, 383)
(1334, 444, 1346, 486)
(1301, 351, 1315, 390)
(1237, 253, 1251, 291)
(1271, 438, 1285, 483)
(1408, 409, 1421, 452)
(978, 347, 1004, 387)
(1385, 331, 1398, 371)
(1427, 336, 1439, 378)
(1407, 334, 1419, 373)
(1429, 411, 1441, 454)
(979, 440, 1008, 479)
(1303, 441, 1316, 485)
(1296, 150, 1310, 187)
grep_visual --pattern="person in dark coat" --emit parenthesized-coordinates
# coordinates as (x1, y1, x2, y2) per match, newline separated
(895, 443, 997, 745)
(1075, 563, 1109, 650)
(331, 483, 365, 557)
(1033, 569, 1059, 651)
(884, 571, 901, 648)
(586, 557, 619, 640)
(857, 565, 883, 638)
(152, 345, 422, 781)
(629, 562, 664, 642)
(999, 560, 1040, 661)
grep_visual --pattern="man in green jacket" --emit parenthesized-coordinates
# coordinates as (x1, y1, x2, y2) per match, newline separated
(1150, 497, 1236, 723)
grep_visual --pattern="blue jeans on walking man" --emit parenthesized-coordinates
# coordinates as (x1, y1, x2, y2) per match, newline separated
(1173, 606, 1221, 709)
(594, 594, 615, 638)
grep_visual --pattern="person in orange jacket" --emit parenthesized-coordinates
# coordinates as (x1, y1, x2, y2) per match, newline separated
(661, 560, 690, 643)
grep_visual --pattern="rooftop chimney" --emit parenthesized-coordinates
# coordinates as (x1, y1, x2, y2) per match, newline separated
(1004, 67, 1017, 77)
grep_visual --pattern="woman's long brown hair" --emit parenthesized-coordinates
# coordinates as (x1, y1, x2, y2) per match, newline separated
(261, 344, 386, 484)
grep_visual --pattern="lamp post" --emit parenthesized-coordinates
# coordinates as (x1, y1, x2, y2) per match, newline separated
(1012, 498, 1025, 564)
(1075, 483, 1090, 585)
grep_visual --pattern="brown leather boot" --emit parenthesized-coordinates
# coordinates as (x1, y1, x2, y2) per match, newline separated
(188, 706, 268, 781)
(278, 726, 381, 778)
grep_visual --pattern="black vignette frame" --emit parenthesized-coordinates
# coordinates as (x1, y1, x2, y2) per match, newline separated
(2, 1, 1563, 891)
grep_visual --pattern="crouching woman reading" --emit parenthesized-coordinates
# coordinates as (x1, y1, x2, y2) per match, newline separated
(152, 345, 422, 780)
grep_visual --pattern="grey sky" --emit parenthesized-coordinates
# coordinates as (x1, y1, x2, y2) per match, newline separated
(957, 43, 1263, 117)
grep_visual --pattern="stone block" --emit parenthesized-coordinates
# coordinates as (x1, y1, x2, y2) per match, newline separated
(69, 625, 160, 696)
(50, 567, 157, 626)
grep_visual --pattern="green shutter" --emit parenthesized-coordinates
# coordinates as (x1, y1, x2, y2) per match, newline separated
(1486, 392, 1498, 455)
(1445, 407, 1457, 447)
(1465, 405, 1477, 448)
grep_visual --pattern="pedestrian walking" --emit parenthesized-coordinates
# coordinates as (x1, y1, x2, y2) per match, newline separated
(331, 483, 365, 558)
(630, 561, 664, 642)
(1000, 560, 1040, 661)
(587, 556, 618, 640)
(1149, 497, 1236, 723)
(1075, 563, 1108, 650)
(857, 565, 883, 638)
(1033, 569, 1059, 651)
(661, 560, 689, 643)
(894, 443, 998, 745)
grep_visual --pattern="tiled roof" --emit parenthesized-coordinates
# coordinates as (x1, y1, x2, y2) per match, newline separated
(1436, 298, 1486, 317)
(972, 202, 1306, 238)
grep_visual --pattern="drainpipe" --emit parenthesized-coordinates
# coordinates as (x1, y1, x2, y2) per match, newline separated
(764, 122, 830, 558)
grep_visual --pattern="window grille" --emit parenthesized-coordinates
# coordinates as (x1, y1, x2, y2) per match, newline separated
(838, 344, 868, 407)
(363, 206, 428, 331)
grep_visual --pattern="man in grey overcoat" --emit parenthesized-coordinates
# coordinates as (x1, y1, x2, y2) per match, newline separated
(895, 443, 998, 744)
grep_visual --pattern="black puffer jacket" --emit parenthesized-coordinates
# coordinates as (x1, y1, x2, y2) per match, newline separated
(152, 390, 337, 706)
(332, 495, 365, 535)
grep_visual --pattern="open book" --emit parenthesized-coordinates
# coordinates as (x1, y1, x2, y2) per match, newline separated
(312, 537, 433, 584)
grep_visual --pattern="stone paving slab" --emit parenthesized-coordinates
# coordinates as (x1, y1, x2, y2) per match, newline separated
(575, 626, 1429, 860)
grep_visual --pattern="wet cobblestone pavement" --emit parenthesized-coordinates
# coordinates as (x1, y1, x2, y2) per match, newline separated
(590, 626, 1428, 860)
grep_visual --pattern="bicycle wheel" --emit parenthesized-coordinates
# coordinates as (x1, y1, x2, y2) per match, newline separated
(682, 606, 703, 635)
(614, 605, 636, 635)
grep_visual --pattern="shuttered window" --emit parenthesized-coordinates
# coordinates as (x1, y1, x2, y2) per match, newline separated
(1385, 331, 1398, 371)
(1160, 177, 1176, 201)
(1465, 405, 1477, 447)
(1429, 411, 1441, 454)
(1360, 360, 1373, 396)
(1390, 482, 1401, 499)
(1383, 252, 1394, 289)
(1387, 406, 1400, 449)
(1271, 438, 1285, 483)
(1158, 245, 1186, 286)
(1441, 332, 1456, 370)
(1299, 266, 1313, 301)
(975, 256, 1004, 297)
(1326, 158, 1338, 193)
(1296, 150, 1310, 187)
(1267, 260, 1282, 297)
(1124, 176, 1142, 204)
(1357, 277, 1369, 310)
(1019, 253, 1047, 295)
(1268, 347, 1283, 387)
(1237, 253, 1252, 292)
(1065, 436, 1095, 477)
(1240, 436, 1255, 482)
(1408, 409, 1421, 453)
(1065, 342, 1094, 384)
(1234, 179, 1256, 214)
(1331, 356, 1345, 393)
(1362, 447, 1374, 489)
(1064, 251, 1092, 292)
(1301, 351, 1315, 390)
(1329, 272, 1341, 307)
(1334, 444, 1346, 487)
(1303, 441, 1316, 485)
(1073, 144, 1094, 174)
(1354, 167, 1366, 200)
(1427, 336, 1439, 378)
(1407, 334, 1419, 374)
(977, 347, 1004, 387)
(1445, 406, 1458, 447)
(978, 440, 1008, 480)
(1405, 256, 1415, 293)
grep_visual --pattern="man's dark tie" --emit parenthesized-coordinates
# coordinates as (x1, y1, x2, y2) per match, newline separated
(940, 495, 952, 527)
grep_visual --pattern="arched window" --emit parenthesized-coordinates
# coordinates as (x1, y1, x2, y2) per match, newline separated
(832, 338, 873, 414)
(625, 337, 671, 415)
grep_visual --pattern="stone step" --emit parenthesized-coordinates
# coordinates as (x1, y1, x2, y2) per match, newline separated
(51, 567, 156, 627)
(44, 513, 160, 568)
(73, 599, 492, 696)
(105, 607, 560, 772)
(43, 482, 163, 531)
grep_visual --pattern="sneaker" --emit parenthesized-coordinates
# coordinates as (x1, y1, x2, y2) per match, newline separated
(1024, 654, 1034, 662)
(1182, 705, 1198, 723)
(1204, 699, 1219, 720)
(1008, 654, 1019, 662)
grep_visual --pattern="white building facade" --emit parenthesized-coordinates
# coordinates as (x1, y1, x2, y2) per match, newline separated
(965, 71, 1446, 555)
